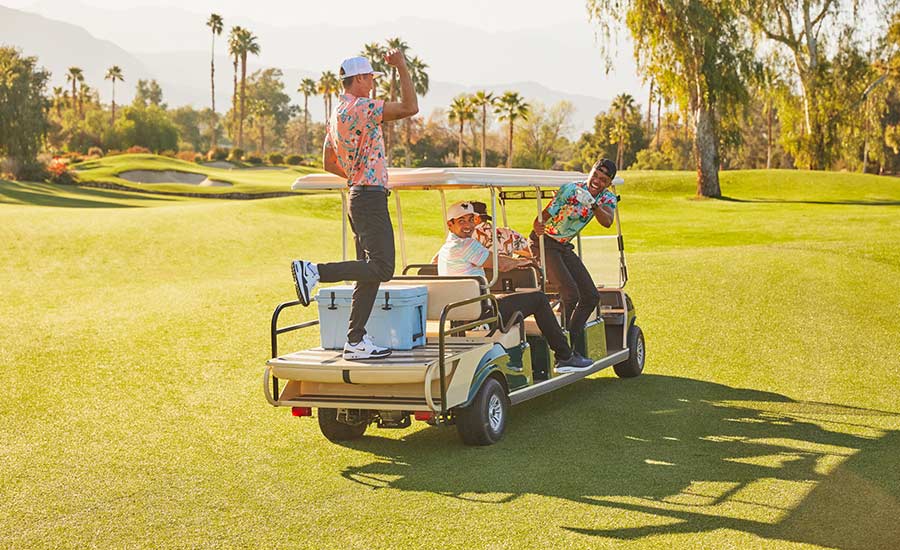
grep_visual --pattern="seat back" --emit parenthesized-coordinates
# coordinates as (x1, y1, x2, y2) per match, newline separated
(384, 278, 484, 321)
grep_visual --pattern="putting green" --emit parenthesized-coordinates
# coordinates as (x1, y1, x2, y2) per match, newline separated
(1, 170, 899, 549)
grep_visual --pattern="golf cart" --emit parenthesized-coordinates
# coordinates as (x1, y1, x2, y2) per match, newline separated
(264, 168, 645, 445)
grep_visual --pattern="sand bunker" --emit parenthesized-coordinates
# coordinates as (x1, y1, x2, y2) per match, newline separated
(118, 170, 232, 187)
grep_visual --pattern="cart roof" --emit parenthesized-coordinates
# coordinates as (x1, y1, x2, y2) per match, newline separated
(292, 167, 589, 191)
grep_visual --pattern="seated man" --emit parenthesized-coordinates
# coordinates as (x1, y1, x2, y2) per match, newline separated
(470, 201, 533, 259)
(437, 201, 594, 373)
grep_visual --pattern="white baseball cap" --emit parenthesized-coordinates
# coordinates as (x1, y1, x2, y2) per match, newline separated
(446, 201, 476, 222)
(339, 56, 384, 79)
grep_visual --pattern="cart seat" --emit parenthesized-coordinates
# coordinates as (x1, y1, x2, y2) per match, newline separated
(267, 341, 492, 384)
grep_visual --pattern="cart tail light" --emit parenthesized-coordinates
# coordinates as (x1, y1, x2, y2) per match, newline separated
(414, 411, 434, 422)
(291, 406, 312, 417)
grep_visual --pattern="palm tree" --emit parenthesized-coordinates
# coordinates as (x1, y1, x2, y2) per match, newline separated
(318, 71, 339, 123)
(448, 95, 476, 167)
(298, 78, 318, 154)
(234, 28, 261, 149)
(227, 26, 244, 142)
(104, 65, 124, 125)
(610, 93, 636, 168)
(66, 67, 84, 117)
(471, 91, 496, 167)
(495, 91, 530, 168)
(206, 13, 224, 149)
(404, 55, 429, 166)
(78, 83, 92, 118)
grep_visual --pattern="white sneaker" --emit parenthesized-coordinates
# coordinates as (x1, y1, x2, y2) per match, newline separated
(343, 335, 392, 360)
(291, 260, 319, 306)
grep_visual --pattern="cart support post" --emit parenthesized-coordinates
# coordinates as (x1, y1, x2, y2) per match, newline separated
(394, 190, 408, 272)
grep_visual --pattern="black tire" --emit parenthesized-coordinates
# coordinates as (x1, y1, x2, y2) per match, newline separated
(614, 324, 645, 378)
(455, 377, 509, 446)
(317, 408, 368, 441)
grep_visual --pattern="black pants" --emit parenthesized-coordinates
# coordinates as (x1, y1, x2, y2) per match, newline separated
(497, 291, 572, 360)
(317, 189, 395, 343)
(530, 232, 599, 334)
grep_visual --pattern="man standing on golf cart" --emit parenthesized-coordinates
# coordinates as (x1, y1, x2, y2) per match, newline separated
(438, 201, 594, 373)
(290, 49, 418, 360)
(531, 158, 618, 336)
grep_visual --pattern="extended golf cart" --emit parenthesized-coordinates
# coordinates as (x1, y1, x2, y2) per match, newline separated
(264, 168, 645, 445)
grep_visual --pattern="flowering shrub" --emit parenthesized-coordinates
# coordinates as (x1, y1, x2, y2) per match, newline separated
(176, 151, 197, 162)
(47, 158, 75, 185)
(126, 145, 151, 154)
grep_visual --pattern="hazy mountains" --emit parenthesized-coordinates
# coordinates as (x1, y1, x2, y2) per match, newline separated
(1, 3, 631, 135)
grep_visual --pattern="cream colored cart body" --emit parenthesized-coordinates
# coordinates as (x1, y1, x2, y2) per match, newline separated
(264, 168, 645, 445)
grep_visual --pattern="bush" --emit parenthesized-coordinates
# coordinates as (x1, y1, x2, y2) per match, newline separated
(46, 158, 74, 185)
(245, 154, 263, 165)
(267, 152, 284, 165)
(285, 154, 302, 166)
(160, 150, 176, 158)
(207, 147, 229, 161)
(228, 148, 244, 162)
(62, 151, 84, 164)
(87, 146, 104, 157)
(630, 149, 673, 170)
(126, 145, 150, 154)
(106, 149, 123, 156)
(194, 153, 204, 163)
(176, 151, 198, 162)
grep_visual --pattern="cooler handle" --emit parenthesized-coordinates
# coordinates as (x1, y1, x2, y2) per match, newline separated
(412, 305, 424, 340)
(381, 292, 392, 310)
(328, 291, 337, 310)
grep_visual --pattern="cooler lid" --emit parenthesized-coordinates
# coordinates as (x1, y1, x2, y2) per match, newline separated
(315, 284, 428, 305)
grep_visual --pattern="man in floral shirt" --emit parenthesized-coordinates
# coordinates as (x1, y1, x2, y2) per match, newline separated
(291, 49, 419, 360)
(530, 158, 618, 336)
(470, 201, 533, 258)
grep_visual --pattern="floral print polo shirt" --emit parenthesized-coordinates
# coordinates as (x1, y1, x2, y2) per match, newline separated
(325, 93, 387, 188)
(543, 181, 617, 243)
(473, 222, 531, 257)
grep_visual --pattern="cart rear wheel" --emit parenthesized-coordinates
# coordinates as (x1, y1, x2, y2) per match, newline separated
(614, 324, 645, 378)
(455, 377, 509, 446)
(317, 408, 368, 441)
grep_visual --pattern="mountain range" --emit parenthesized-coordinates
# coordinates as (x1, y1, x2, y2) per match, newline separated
(0, 3, 650, 135)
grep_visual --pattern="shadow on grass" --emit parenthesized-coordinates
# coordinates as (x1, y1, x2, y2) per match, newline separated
(339, 375, 900, 549)
(719, 195, 900, 206)
(0, 181, 175, 208)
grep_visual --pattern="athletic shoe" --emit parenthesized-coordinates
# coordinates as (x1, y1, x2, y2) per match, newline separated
(291, 260, 319, 306)
(343, 335, 392, 360)
(554, 352, 594, 373)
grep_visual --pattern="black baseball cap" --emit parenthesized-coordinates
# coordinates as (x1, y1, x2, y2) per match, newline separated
(594, 158, 617, 179)
(470, 201, 492, 221)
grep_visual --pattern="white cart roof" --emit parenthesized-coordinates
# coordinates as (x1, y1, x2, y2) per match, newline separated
(292, 167, 589, 191)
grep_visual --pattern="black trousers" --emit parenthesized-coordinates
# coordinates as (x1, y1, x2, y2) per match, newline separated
(317, 189, 395, 343)
(530, 232, 599, 334)
(497, 291, 572, 359)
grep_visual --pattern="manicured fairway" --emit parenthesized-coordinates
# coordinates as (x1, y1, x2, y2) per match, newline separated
(1, 170, 899, 549)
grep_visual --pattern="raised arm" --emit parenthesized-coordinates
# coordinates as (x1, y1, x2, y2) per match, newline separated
(382, 49, 418, 122)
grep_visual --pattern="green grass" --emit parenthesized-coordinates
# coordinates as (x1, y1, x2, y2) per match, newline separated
(71, 153, 321, 195)
(1, 170, 899, 549)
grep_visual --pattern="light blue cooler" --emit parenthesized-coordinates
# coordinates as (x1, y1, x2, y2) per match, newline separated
(316, 285, 428, 350)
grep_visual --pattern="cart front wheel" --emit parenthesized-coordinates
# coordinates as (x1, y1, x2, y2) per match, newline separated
(455, 377, 509, 446)
(614, 324, 645, 378)
(318, 408, 368, 441)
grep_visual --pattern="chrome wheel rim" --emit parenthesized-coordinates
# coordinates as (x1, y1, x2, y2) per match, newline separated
(488, 394, 503, 432)
(636, 333, 645, 367)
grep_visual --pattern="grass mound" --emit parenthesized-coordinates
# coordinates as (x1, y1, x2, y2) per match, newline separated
(72, 153, 320, 195)
(1, 170, 899, 548)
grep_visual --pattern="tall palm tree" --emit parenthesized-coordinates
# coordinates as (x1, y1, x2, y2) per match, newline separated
(495, 91, 530, 168)
(610, 93, 636, 168)
(206, 13, 224, 149)
(227, 26, 244, 144)
(104, 66, 124, 125)
(318, 71, 339, 123)
(448, 95, 476, 167)
(298, 77, 318, 154)
(66, 67, 84, 117)
(404, 55, 429, 166)
(78, 84, 92, 119)
(471, 91, 496, 167)
(235, 28, 261, 149)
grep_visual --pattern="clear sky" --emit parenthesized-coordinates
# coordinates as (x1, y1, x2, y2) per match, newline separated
(13, 0, 592, 31)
